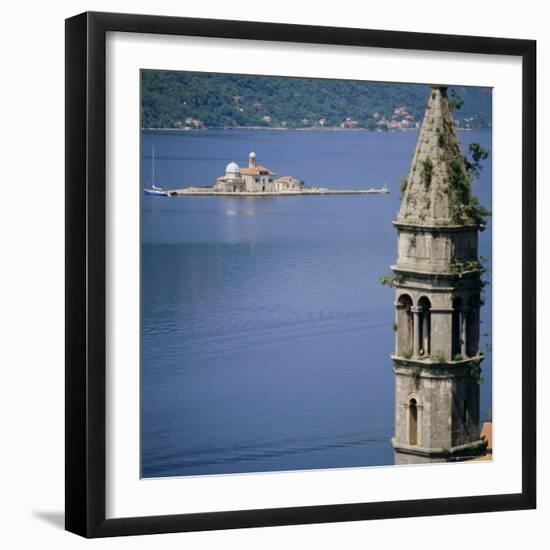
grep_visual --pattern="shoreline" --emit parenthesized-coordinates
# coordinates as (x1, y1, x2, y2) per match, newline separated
(142, 126, 483, 133)
(161, 187, 390, 197)
(143, 126, 415, 133)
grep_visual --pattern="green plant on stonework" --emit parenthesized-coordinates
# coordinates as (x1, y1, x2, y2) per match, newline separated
(448, 158, 486, 226)
(445, 93, 491, 227)
(449, 89, 464, 112)
(449, 158, 469, 202)
(451, 255, 490, 311)
(451, 257, 490, 314)
(401, 350, 413, 360)
(409, 365, 422, 380)
(392, 322, 398, 332)
(438, 130, 445, 148)
(432, 351, 447, 364)
(421, 157, 433, 188)
(450, 256, 486, 276)
(465, 143, 489, 179)
(400, 177, 408, 199)
(379, 273, 406, 287)
(468, 358, 484, 385)
(461, 195, 491, 228)
(452, 353, 464, 361)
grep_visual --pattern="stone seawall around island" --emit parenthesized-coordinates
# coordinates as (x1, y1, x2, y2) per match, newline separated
(165, 187, 390, 197)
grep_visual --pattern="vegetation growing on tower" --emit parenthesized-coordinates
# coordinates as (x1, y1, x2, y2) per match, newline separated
(448, 94, 491, 227)
(421, 157, 433, 188)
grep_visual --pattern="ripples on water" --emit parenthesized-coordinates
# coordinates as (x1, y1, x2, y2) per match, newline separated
(141, 129, 493, 477)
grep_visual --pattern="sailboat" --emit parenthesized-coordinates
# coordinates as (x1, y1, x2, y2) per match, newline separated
(144, 145, 169, 196)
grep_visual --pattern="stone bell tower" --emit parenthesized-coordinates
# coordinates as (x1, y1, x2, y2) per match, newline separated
(391, 86, 486, 464)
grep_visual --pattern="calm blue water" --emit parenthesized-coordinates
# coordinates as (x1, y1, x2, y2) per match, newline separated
(140, 129, 493, 478)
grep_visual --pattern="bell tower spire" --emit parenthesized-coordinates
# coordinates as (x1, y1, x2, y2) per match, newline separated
(391, 86, 486, 464)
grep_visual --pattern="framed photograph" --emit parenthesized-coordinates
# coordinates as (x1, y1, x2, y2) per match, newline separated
(65, 11, 536, 537)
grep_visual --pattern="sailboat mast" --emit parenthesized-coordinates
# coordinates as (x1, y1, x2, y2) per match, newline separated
(152, 145, 155, 188)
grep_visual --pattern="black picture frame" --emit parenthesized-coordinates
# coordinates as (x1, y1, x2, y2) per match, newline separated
(65, 11, 536, 538)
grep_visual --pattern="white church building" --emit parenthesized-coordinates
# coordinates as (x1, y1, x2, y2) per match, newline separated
(214, 152, 302, 193)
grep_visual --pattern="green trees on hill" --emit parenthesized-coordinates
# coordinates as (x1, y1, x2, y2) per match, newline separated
(141, 70, 492, 130)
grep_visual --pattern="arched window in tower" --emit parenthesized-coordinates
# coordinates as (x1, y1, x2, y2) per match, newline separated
(397, 294, 413, 356)
(452, 297, 463, 358)
(409, 398, 418, 445)
(467, 295, 481, 357)
(417, 296, 431, 356)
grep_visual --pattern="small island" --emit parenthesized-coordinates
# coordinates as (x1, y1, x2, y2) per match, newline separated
(155, 152, 389, 197)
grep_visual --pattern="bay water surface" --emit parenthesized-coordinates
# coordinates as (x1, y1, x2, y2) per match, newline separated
(140, 129, 493, 477)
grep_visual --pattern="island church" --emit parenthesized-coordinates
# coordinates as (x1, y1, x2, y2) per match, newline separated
(214, 152, 302, 193)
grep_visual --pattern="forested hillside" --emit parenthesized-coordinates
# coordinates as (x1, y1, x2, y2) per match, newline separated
(142, 71, 491, 130)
